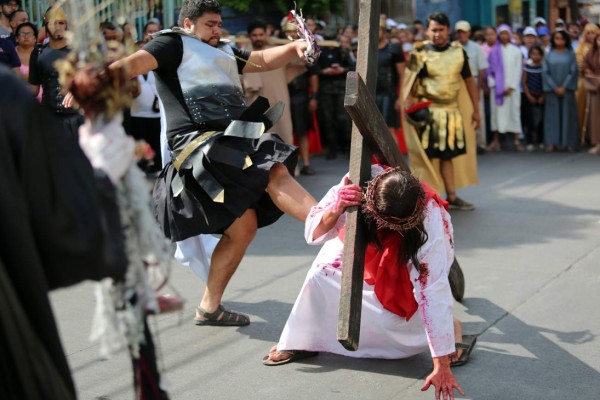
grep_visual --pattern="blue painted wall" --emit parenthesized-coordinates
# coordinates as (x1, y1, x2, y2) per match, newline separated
(461, 0, 494, 27)
(416, 0, 548, 30)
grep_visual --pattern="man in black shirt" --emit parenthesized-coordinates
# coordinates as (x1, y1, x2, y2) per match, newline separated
(376, 21, 405, 141)
(0, 0, 18, 39)
(29, 6, 83, 138)
(315, 35, 353, 159)
(111, 0, 318, 327)
(0, 36, 19, 71)
(5, 9, 28, 45)
(282, 20, 319, 175)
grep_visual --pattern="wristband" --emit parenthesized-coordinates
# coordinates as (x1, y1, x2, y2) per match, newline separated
(309, 92, 318, 100)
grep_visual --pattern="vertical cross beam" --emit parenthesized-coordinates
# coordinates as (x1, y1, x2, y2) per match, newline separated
(337, 0, 381, 351)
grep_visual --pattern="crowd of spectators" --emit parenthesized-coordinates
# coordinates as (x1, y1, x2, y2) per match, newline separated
(3, 0, 600, 175)
(278, 13, 600, 154)
(243, 12, 600, 155)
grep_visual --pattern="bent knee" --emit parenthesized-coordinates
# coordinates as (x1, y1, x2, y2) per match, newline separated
(268, 163, 291, 182)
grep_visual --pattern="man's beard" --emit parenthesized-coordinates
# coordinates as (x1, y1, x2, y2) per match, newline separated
(201, 36, 220, 47)
(48, 28, 65, 41)
(252, 40, 264, 49)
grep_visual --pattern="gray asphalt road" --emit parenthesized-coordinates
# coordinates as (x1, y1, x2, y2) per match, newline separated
(51, 150, 600, 400)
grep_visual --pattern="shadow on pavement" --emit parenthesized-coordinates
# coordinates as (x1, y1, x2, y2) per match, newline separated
(226, 300, 294, 343)
(456, 297, 600, 399)
(451, 194, 600, 252)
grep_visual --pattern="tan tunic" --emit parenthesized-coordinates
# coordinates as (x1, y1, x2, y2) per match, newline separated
(242, 45, 293, 144)
(576, 41, 592, 142)
(582, 55, 600, 145)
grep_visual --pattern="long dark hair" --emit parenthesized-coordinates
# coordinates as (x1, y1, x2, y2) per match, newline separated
(528, 44, 544, 59)
(363, 170, 429, 270)
(15, 22, 38, 42)
(551, 30, 571, 49)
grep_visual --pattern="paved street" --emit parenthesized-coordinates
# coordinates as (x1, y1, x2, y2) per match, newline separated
(51, 150, 600, 400)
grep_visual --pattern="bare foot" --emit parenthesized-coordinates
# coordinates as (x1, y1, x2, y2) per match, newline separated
(451, 318, 464, 363)
(267, 349, 294, 362)
(450, 347, 465, 363)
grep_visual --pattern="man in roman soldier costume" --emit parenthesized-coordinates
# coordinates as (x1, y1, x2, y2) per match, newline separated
(111, 0, 321, 326)
(402, 12, 480, 210)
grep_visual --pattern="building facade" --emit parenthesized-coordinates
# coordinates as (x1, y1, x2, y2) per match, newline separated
(414, 0, 599, 29)
(19, 0, 600, 41)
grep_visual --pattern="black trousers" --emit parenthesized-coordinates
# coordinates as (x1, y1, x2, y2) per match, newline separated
(130, 318, 170, 400)
(318, 80, 352, 155)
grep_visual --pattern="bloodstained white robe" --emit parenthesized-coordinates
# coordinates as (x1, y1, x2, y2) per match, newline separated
(276, 166, 456, 359)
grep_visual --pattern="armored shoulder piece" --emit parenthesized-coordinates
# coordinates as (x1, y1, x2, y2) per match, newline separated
(408, 41, 430, 73)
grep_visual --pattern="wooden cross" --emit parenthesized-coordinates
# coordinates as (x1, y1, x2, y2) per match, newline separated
(337, 0, 464, 351)
(336, 0, 403, 351)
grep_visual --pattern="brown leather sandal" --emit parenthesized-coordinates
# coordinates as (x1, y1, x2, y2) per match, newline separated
(194, 304, 250, 326)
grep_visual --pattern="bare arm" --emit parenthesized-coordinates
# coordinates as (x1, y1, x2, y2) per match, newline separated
(109, 49, 158, 79)
(395, 61, 407, 111)
(309, 72, 319, 93)
(312, 209, 343, 241)
(30, 84, 39, 96)
(63, 50, 156, 108)
(243, 41, 307, 73)
(308, 73, 319, 112)
(477, 69, 485, 89)
(464, 75, 479, 108)
(464, 75, 481, 128)
(395, 61, 406, 87)
(311, 180, 362, 241)
(522, 70, 533, 99)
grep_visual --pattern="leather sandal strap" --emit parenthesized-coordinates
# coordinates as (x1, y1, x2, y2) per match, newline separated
(197, 304, 249, 324)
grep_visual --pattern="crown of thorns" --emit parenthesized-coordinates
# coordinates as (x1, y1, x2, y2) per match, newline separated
(362, 167, 426, 233)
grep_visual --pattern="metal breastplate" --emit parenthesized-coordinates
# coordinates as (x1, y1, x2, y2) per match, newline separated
(416, 45, 464, 104)
(174, 31, 246, 130)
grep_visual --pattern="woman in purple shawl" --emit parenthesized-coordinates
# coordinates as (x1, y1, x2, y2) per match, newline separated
(486, 24, 525, 151)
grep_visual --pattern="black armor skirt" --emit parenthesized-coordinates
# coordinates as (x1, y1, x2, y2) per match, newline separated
(153, 131, 298, 242)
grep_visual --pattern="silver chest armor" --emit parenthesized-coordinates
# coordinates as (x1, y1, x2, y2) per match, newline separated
(173, 30, 247, 129)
